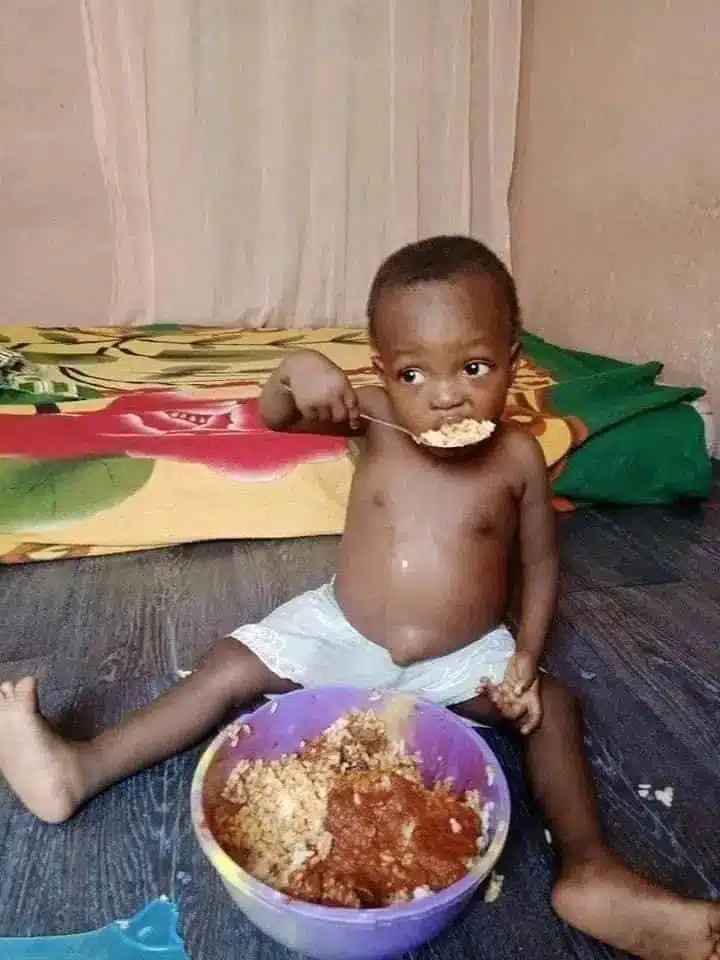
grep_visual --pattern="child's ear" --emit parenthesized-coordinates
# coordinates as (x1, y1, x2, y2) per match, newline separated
(510, 339, 521, 372)
(371, 354, 386, 380)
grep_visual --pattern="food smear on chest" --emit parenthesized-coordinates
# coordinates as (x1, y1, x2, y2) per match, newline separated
(212, 709, 487, 907)
(418, 418, 496, 448)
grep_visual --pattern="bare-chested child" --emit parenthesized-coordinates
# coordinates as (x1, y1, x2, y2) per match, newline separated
(0, 237, 718, 959)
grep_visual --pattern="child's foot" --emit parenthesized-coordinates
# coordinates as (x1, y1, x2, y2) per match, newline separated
(552, 847, 720, 960)
(0, 677, 85, 823)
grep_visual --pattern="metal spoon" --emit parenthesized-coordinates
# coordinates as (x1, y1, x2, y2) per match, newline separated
(358, 412, 418, 439)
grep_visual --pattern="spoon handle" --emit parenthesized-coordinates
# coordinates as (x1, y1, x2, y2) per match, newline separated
(359, 412, 414, 437)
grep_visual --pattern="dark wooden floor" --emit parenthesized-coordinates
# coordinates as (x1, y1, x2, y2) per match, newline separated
(1, 469, 718, 959)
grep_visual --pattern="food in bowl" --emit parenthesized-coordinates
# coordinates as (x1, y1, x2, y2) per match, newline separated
(192, 688, 511, 960)
(211, 709, 488, 908)
(418, 418, 496, 448)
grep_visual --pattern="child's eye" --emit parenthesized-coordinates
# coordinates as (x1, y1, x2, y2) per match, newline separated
(464, 361, 491, 378)
(400, 369, 425, 384)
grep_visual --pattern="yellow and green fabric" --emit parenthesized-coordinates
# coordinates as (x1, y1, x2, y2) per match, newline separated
(0, 326, 710, 564)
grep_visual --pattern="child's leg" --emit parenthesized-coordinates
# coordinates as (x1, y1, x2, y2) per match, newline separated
(459, 677, 720, 960)
(0, 636, 294, 824)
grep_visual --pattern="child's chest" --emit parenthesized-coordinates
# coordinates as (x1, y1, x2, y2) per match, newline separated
(351, 447, 518, 540)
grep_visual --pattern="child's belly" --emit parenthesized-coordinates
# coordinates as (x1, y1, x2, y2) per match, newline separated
(336, 528, 509, 666)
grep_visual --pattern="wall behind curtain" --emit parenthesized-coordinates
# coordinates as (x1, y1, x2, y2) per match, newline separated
(511, 0, 719, 419)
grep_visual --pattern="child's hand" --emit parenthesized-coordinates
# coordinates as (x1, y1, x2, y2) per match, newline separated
(504, 651, 539, 697)
(282, 353, 361, 430)
(478, 655, 543, 735)
(480, 676, 543, 735)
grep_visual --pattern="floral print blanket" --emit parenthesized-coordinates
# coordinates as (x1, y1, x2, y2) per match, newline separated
(0, 326, 710, 564)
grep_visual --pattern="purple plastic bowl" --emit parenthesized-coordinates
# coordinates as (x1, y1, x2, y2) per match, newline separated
(191, 687, 510, 960)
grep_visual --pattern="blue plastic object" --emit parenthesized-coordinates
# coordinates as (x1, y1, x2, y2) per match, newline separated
(0, 898, 188, 959)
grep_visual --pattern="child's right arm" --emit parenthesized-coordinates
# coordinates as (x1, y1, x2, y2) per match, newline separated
(259, 350, 370, 436)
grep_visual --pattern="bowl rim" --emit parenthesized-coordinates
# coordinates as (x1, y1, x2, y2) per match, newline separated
(190, 686, 510, 925)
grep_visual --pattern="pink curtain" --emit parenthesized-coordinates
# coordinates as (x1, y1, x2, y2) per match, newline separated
(80, 0, 521, 327)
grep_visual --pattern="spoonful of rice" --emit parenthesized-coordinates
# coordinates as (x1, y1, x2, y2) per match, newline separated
(416, 418, 496, 448)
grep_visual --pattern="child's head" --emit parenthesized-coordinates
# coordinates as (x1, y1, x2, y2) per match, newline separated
(367, 236, 520, 438)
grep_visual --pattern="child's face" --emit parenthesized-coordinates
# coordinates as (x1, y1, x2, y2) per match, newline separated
(371, 273, 516, 444)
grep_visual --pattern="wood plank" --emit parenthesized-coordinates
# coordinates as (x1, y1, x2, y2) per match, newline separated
(1, 481, 718, 957)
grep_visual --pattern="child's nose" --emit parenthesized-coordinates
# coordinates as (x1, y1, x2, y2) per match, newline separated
(430, 380, 465, 410)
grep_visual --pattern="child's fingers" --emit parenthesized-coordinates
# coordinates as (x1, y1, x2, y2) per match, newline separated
(519, 700, 543, 735)
(300, 403, 320, 420)
(307, 403, 332, 421)
(511, 668, 532, 695)
(491, 690, 525, 721)
(488, 689, 508, 714)
(330, 398, 349, 423)
(486, 686, 500, 705)
(504, 700, 526, 720)
(344, 385, 360, 429)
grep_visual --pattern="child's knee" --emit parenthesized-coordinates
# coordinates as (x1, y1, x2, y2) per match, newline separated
(201, 633, 248, 671)
(197, 635, 296, 699)
(197, 635, 263, 683)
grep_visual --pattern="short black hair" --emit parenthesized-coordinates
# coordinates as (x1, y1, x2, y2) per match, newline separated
(366, 235, 520, 344)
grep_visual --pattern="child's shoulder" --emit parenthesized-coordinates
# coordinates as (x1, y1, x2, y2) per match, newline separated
(494, 422, 547, 482)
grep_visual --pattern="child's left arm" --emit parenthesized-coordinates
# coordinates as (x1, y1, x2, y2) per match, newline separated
(478, 431, 558, 735)
(512, 431, 559, 692)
